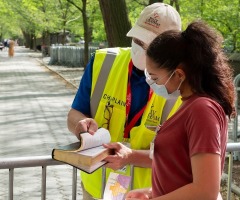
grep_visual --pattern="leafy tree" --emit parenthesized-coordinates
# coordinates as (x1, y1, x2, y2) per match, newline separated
(0, 1, 21, 41)
(180, 0, 240, 52)
(0, 0, 239, 54)
(203, 0, 240, 52)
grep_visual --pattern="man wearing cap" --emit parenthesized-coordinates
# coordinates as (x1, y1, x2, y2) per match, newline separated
(67, 3, 181, 200)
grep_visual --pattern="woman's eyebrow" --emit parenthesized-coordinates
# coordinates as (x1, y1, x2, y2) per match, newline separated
(148, 72, 157, 76)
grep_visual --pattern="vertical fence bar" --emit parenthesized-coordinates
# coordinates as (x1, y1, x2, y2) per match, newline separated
(130, 165, 134, 190)
(227, 152, 233, 200)
(101, 166, 106, 199)
(9, 168, 14, 200)
(72, 167, 77, 200)
(42, 166, 47, 200)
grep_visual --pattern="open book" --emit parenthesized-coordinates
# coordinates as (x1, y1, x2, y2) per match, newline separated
(52, 128, 113, 173)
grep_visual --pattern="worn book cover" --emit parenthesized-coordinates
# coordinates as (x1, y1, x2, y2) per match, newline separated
(52, 128, 114, 173)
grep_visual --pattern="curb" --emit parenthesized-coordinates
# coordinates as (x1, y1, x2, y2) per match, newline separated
(36, 58, 79, 90)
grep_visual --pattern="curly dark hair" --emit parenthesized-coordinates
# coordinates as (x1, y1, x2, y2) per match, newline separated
(146, 20, 235, 118)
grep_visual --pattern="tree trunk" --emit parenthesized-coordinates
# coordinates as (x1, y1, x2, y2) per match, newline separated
(29, 33, 34, 50)
(200, 0, 204, 17)
(170, 0, 180, 13)
(99, 0, 132, 47)
(32, 35, 37, 51)
(149, 0, 163, 5)
(22, 31, 31, 48)
(0, 27, 2, 41)
(82, 0, 89, 68)
(66, 0, 90, 68)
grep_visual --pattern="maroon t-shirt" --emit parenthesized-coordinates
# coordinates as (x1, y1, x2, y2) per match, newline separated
(152, 95, 227, 197)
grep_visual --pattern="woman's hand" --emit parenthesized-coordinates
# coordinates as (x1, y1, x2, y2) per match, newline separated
(103, 142, 132, 170)
(125, 188, 152, 200)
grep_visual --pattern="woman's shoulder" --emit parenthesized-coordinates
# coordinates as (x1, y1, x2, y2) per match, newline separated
(187, 96, 224, 115)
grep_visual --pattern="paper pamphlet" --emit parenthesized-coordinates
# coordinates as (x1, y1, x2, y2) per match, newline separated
(103, 172, 131, 200)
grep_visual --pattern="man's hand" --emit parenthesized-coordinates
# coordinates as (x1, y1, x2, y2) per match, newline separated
(67, 109, 98, 139)
(103, 142, 132, 170)
(74, 118, 98, 136)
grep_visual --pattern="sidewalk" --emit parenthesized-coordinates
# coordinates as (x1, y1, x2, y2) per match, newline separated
(0, 46, 83, 199)
(40, 56, 84, 90)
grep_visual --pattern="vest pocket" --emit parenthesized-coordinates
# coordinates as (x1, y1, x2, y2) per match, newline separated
(130, 125, 156, 150)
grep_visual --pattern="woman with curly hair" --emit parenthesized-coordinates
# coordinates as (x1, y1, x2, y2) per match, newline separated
(126, 20, 235, 200)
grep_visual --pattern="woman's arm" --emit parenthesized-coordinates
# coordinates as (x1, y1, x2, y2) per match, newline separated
(155, 153, 220, 200)
(126, 153, 221, 200)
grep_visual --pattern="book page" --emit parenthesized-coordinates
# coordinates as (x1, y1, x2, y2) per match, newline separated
(77, 146, 108, 157)
(80, 128, 111, 150)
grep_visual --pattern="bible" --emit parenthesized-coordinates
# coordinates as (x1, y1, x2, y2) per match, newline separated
(52, 128, 113, 173)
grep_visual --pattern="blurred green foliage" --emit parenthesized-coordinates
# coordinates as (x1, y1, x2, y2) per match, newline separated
(0, 0, 239, 52)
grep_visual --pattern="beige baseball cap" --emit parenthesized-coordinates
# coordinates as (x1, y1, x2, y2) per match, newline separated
(127, 3, 181, 45)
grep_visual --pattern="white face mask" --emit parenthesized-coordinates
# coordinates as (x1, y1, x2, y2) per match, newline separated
(145, 70, 182, 99)
(131, 40, 146, 71)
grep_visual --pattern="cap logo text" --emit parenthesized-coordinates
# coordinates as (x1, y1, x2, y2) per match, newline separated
(145, 12, 160, 28)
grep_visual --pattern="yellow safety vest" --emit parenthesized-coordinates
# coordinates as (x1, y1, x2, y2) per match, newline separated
(81, 47, 182, 198)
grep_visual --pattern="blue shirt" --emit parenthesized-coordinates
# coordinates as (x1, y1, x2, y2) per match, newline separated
(72, 55, 150, 125)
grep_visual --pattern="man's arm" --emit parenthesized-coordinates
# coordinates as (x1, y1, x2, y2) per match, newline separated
(67, 108, 88, 139)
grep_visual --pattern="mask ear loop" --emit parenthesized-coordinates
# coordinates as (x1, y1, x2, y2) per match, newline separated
(165, 71, 183, 95)
(175, 68, 185, 90)
(176, 79, 184, 90)
(164, 71, 176, 86)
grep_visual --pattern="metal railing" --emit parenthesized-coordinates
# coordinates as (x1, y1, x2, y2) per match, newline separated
(231, 74, 240, 161)
(0, 155, 78, 200)
(233, 74, 240, 143)
(48, 45, 98, 68)
(225, 143, 240, 200)
(0, 143, 239, 200)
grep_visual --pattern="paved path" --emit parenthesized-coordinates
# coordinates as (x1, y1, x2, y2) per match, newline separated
(0, 46, 83, 199)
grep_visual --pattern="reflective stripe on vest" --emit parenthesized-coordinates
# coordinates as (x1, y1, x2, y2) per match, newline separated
(90, 50, 117, 118)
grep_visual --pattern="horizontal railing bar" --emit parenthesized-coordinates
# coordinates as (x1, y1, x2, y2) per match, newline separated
(226, 143, 240, 152)
(0, 155, 63, 169)
(0, 143, 239, 170)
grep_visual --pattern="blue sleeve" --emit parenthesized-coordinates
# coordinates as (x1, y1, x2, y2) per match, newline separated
(71, 55, 95, 116)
